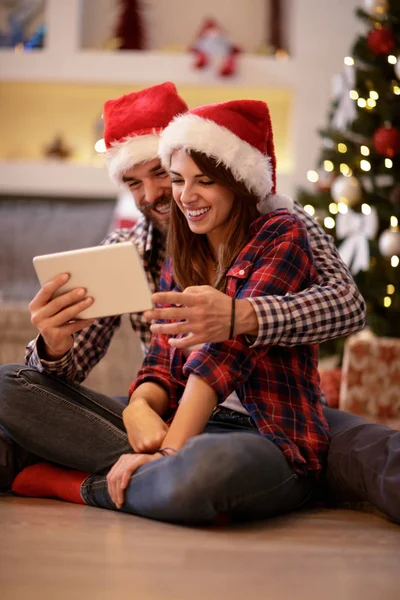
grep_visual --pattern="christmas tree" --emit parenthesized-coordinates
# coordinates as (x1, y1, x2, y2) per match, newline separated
(298, 0, 400, 356)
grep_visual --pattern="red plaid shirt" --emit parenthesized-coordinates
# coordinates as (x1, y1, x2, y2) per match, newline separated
(132, 210, 330, 475)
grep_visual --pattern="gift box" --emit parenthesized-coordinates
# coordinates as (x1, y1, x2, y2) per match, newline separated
(340, 330, 400, 419)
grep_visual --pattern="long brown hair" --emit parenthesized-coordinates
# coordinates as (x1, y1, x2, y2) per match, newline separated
(167, 150, 260, 291)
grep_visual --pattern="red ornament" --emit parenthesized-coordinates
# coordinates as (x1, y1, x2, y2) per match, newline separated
(367, 27, 395, 55)
(373, 125, 400, 157)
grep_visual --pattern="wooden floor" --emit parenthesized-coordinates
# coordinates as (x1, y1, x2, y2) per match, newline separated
(1, 497, 399, 600)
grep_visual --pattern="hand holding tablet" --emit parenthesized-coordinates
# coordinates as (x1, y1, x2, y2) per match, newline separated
(33, 242, 153, 319)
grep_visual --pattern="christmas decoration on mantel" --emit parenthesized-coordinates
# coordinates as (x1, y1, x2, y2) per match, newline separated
(297, 0, 400, 354)
(115, 0, 145, 50)
(43, 134, 73, 160)
(189, 18, 241, 77)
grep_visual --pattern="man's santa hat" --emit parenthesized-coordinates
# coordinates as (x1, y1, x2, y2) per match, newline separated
(104, 82, 188, 183)
(159, 99, 293, 213)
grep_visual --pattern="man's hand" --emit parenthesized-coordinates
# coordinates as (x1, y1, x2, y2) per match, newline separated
(107, 453, 163, 509)
(123, 399, 169, 454)
(29, 273, 95, 360)
(144, 286, 259, 349)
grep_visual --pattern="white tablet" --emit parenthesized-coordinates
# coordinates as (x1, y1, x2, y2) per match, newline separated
(33, 241, 153, 319)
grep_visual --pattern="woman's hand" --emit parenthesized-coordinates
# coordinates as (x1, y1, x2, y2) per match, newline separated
(123, 399, 169, 453)
(107, 452, 163, 509)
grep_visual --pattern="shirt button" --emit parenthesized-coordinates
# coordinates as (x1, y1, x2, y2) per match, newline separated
(239, 269, 245, 275)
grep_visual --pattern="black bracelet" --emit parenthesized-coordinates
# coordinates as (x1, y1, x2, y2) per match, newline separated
(158, 447, 178, 457)
(228, 297, 236, 340)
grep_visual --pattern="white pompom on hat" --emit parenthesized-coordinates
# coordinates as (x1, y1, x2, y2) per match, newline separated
(158, 99, 293, 213)
(104, 82, 188, 183)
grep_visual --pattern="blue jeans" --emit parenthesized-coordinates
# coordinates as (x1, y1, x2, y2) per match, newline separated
(0, 364, 312, 524)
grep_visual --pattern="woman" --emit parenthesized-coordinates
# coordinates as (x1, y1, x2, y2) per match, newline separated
(12, 99, 329, 524)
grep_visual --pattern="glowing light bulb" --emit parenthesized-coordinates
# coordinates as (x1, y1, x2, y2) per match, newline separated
(340, 163, 351, 176)
(329, 203, 339, 215)
(390, 216, 398, 228)
(361, 145, 370, 156)
(369, 91, 379, 100)
(338, 202, 348, 214)
(362, 204, 371, 215)
(388, 55, 397, 65)
(383, 296, 392, 307)
(385, 158, 393, 168)
(307, 170, 319, 183)
(344, 57, 354, 66)
(387, 284, 395, 295)
(360, 160, 371, 171)
(349, 90, 359, 100)
(324, 160, 334, 172)
(391, 255, 399, 267)
(357, 98, 367, 108)
(338, 143, 347, 153)
(304, 205, 316, 216)
(324, 217, 336, 229)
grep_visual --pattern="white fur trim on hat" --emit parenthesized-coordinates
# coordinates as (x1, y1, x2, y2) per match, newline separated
(159, 113, 274, 201)
(106, 133, 160, 183)
(257, 193, 294, 214)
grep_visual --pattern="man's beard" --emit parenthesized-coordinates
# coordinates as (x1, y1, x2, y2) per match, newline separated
(140, 194, 172, 234)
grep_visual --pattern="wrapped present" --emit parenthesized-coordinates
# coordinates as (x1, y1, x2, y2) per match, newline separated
(319, 368, 342, 409)
(340, 330, 400, 419)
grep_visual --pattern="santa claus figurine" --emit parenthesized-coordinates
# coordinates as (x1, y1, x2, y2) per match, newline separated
(190, 18, 240, 77)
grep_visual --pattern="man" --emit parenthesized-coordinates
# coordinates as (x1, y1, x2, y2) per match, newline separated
(0, 82, 398, 523)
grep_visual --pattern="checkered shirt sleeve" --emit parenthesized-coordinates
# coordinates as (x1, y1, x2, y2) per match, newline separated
(25, 218, 161, 383)
(247, 201, 366, 348)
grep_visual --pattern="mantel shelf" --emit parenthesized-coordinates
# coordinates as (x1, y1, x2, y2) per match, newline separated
(0, 160, 118, 199)
(0, 49, 295, 87)
(0, 160, 291, 199)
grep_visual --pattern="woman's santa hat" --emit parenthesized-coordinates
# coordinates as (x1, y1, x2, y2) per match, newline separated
(158, 99, 293, 213)
(104, 82, 188, 183)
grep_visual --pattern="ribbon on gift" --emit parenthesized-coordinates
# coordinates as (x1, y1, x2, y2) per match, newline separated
(336, 207, 378, 275)
(331, 64, 357, 131)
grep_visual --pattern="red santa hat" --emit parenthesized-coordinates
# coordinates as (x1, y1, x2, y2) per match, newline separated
(158, 99, 292, 213)
(104, 82, 188, 183)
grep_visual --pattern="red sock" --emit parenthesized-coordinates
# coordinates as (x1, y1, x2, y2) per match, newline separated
(12, 462, 88, 505)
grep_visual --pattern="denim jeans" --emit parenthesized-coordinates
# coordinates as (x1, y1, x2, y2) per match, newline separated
(0, 364, 313, 524)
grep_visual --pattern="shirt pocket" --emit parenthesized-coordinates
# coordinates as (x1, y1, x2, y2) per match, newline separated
(226, 261, 253, 296)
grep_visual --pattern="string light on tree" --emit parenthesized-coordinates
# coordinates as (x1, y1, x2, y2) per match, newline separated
(361, 145, 370, 156)
(324, 160, 334, 172)
(340, 163, 352, 176)
(362, 203, 372, 215)
(307, 170, 319, 183)
(338, 143, 348, 153)
(385, 158, 393, 168)
(344, 56, 354, 66)
(369, 91, 379, 100)
(387, 284, 395, 295)
(349, 90, 359, 100)
(357, 98, 367, 108)
(324, 217, 336, 229)
(391, 256, 399, 267)
(304, 205, 315, 216)
(338, 202, 349, 214)
(360, 159, 371, 171)
(329, 203, 339, 214)
(384, 296, 392, 308)
(388, 55, 397, 65)
(363, 0, 388, 18)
